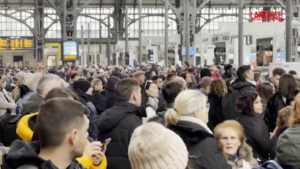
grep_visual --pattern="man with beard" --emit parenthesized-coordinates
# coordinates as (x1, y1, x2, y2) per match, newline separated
(2, 98, 90, 169)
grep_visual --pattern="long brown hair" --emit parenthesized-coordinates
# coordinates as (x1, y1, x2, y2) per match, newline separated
(210, 79, 227, 97)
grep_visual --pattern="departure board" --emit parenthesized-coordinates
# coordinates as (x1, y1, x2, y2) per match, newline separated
(23, 39, 34, 48)
(10, 38, 34, 49)
(0, 38, 8, 50)
(10, 39, 23, 49)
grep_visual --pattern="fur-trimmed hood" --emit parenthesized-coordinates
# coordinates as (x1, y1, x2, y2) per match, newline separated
(224, 143, 258, 169)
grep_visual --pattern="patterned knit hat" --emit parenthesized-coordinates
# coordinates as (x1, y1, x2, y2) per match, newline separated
(128, 122, 188, 169)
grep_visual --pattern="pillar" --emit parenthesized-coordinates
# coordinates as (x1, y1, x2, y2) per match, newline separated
(34, 0, 45, 63)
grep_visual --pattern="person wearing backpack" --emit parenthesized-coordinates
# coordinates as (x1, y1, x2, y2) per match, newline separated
(222, 65, 256, 120)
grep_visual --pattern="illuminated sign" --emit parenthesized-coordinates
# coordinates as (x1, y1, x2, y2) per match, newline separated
(10, 39, 23, 49)
(23, 39, 33, 48)
(10, 38, 34, 49)
(250, 11, 284, 21)
(63, 41, 77, 60)
(0, 38, 8, 50)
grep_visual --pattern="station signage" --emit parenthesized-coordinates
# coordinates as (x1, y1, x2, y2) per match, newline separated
(250, 11, 284, 21)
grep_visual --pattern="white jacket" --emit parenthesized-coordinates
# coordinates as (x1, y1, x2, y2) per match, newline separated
(0, 89, 16, 116)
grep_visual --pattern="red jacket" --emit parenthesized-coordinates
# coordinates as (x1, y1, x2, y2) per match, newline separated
(66, 69, 77, 76)
(211, 71, 220, 79)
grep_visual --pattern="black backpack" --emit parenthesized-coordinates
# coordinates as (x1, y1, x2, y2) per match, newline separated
(222, 89, 241, 120)
(0, 112, 21, 146)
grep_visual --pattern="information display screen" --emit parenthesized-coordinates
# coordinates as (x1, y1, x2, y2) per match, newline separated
(0, 38, 8, 50)
(63, 41, 77, 60)
(10, 38, 34, 50)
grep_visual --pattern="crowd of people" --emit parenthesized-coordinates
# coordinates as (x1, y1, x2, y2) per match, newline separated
(0, 62, 298, 169)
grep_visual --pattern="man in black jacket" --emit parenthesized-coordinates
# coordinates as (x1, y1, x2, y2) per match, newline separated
(222, 65, 256, 120)
(98, 78, 144, 169)
(231, 65, 256, 93)
(2, 98, 89, 169)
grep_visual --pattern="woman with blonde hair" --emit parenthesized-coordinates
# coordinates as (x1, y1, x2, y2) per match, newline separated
(90, 79, 106, 115)
(214, 120, 258, 169)
(165, 90, 230, 169)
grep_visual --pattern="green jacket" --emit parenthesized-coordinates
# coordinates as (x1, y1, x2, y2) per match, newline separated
(22, 93, 43, 116)
(277, 124, 300, 168)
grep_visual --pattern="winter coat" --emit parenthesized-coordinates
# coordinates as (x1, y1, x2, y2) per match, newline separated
(237, 114, 270, 161)
(224, 143, 258, 169)
(22, 93, 43, 116)
(264, 92, 298, 132)
(276, 124, 300, 168)
(73, 88, 99, 140)
(207, 93, 225, 130)
(98, 102, 145, 169)
(2, 140, 86, 169)
(91, 90, 107, 116)
(167, 116, 231, 169)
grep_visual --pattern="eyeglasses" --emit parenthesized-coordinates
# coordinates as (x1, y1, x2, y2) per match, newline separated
(144, 80, 153, 89)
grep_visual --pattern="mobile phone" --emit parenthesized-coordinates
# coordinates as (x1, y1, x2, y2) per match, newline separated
(101, 138, 111, 150)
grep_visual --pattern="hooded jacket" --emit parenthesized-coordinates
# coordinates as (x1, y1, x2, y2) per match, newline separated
(167, 117, 231, 169)
(15, 113, 107, 169)
(98, 101, 145, 169)
(224, 143, 258, 169)
(277, 124, 300, 168)
(105, 77, 120, 109)
(2, 140, 86, 169)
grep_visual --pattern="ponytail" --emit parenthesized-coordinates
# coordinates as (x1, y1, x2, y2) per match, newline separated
(165, 108, 179, 126)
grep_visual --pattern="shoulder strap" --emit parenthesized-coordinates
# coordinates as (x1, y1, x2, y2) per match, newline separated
(261, 160, 282, 169)
(17, 164, 38, 169)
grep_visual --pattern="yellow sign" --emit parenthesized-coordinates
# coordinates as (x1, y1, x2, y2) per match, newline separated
(10, 39, 23, 49)
(24, 39, 33, 48)
(0, 39, 8, 50)
(44, 43, 62, 60)
(64, 55, 76, 59)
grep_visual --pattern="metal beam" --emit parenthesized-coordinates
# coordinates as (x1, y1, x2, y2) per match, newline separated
(46, 0, 57, 10)
(125, 6, 129, 54)
(185, 0, 190, 63)
(128, 14, 176, 27)
(286, 0, 292, 62)
(138, 0, 142, 66)
(196, 14, 252, 33)
(79, 0, 94, 12)
(80, 14, 109, 27)
(238, 0, 244, 66)
(274, 0, 286, 8)
(197, 0, 211, 12)
(165, 0, 168, 67)
(35, 0, 45, 63)
(107, 16, 111, 65)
